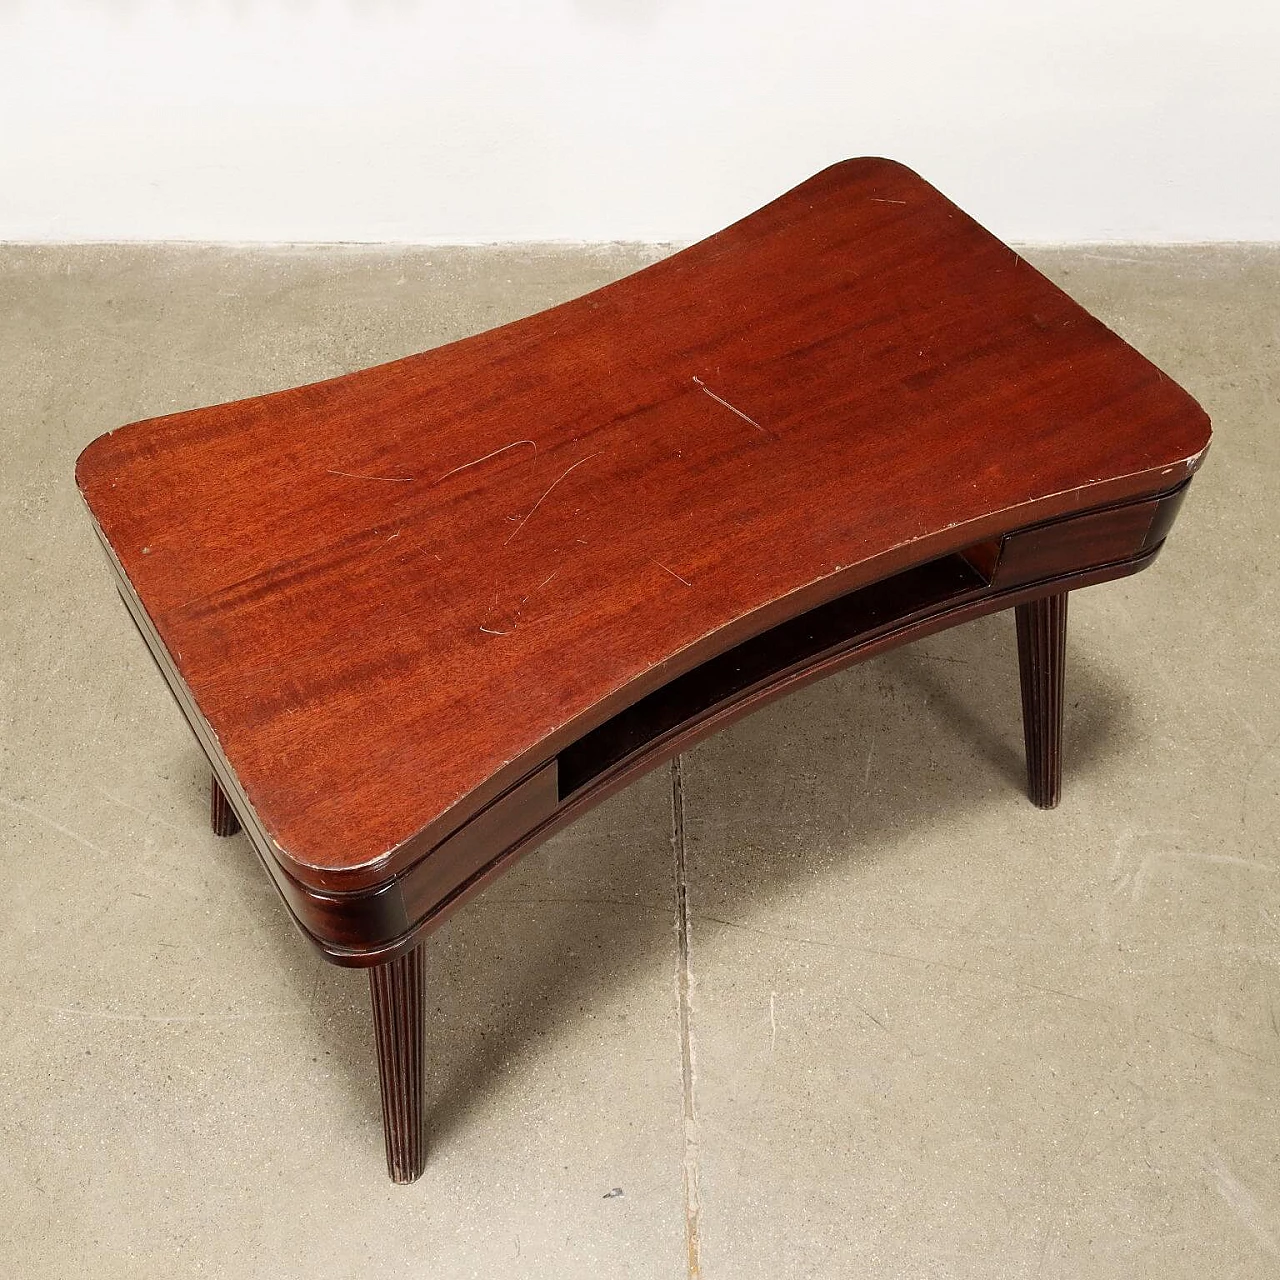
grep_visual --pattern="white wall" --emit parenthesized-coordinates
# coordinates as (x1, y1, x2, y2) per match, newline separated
(2, 1, 1277, 244)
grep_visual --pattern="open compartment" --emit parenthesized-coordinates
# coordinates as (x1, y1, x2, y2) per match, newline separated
(557, 540, 999, 799)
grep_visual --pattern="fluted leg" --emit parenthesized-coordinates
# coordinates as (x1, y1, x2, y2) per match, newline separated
(1015, 592, 1068, 809)
(210, 774, 241, 836)
(369, 945, 426, 1183)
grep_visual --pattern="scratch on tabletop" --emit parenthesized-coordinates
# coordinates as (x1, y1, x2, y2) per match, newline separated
(505, 453, 601, 545)
(434, 439, 536, 485)
(653, 559, 692, 587)
(327, 469, 414, 482)
(691, 376, 766, 433)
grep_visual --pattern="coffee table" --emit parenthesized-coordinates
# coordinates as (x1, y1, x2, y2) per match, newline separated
(76, 158, 1211, 1182)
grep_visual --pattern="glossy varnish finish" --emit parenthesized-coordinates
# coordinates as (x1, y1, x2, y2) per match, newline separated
(76, 158, 1211, 904)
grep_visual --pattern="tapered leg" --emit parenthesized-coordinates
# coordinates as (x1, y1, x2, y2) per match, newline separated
(1015, 592, 1068, 809)
(210, 774, 241, 836)
(369, 945, 427, 1183)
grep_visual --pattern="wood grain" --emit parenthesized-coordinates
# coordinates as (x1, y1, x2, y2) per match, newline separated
(76, 157, 1211, 902)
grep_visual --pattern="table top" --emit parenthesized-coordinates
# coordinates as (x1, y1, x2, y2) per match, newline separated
(76, 158, 1210, 892)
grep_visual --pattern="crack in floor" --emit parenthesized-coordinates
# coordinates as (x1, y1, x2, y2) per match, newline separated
(671, 755, 702, 1279)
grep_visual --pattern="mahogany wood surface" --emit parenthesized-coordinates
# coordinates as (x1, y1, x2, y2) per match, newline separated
(77, 158, 1210, 927)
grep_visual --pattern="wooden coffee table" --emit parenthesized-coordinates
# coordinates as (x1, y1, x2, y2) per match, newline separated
(76, 158, 1210, 1183)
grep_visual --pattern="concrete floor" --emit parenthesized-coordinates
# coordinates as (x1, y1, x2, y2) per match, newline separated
(1, 241, 1277, 1278)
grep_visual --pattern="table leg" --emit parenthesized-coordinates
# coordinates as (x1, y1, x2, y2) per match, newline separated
(369, 944, 427, 1183)
(1015, 592, 1068, 809)
(210, 774, 241, 837)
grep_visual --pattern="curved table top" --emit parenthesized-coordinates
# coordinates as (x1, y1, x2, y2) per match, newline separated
(76, 158, 1210, 891)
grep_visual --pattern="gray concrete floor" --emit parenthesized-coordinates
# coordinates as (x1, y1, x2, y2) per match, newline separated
(1, 241, 1277, 1278)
